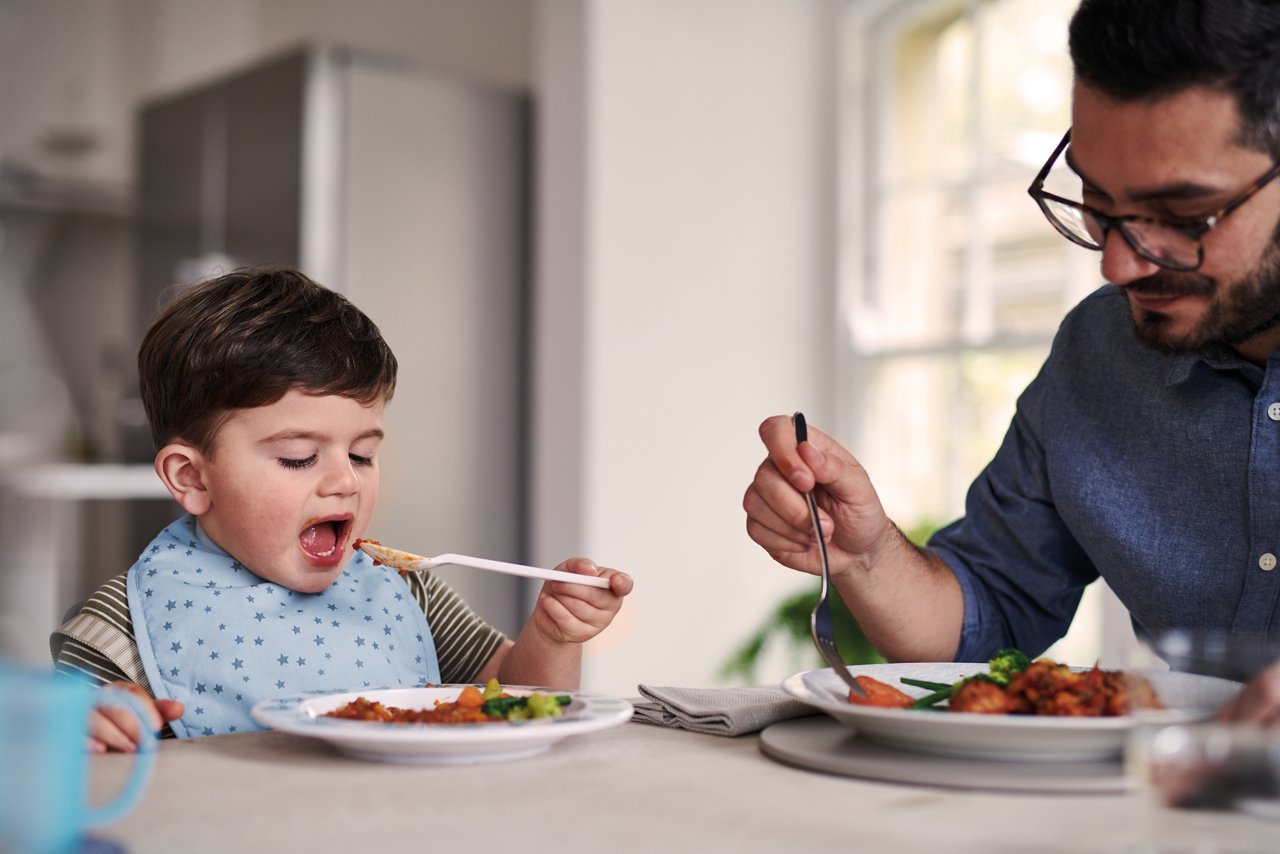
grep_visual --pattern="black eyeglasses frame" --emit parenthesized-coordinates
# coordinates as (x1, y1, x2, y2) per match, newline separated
(1027, 128, 1280, 272)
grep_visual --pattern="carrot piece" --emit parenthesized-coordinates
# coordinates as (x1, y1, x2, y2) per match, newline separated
(847, 675, 915, 708)
(455, 684, 485, 708)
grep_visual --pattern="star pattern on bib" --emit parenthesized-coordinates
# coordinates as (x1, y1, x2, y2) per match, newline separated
(131, 517, 440, 739)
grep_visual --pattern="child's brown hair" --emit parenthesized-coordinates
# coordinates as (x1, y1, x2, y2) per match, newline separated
(139, 267, 397, 453)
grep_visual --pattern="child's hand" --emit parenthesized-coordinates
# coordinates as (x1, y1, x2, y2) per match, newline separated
(88, 681, 184, 754)
(531, 557, 632, 644)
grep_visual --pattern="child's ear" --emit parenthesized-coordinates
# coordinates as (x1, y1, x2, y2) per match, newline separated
(154, 442, 211, 515)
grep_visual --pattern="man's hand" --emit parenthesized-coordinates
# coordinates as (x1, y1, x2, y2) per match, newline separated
(1217, 659, 1280, 728)
(742, 414, 964, 662)
(743, 414, 897, 580)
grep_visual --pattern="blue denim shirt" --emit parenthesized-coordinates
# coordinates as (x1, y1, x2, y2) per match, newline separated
(931, 285, 1280, 661)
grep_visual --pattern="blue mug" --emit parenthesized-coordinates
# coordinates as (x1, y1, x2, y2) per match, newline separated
(0, 661, 156, 854)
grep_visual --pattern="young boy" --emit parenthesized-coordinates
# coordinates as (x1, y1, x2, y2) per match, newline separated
(50, 267, 632, 751)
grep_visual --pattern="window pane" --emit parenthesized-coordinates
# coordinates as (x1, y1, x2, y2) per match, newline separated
(870, 187, 965, 349)
(982, 178, 1078, 339)
(977, 0, 1075, 174)
(884, 7, 973, 183)
(859, 348, 1046, 523)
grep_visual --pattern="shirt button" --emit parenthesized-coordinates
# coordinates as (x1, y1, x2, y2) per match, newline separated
(1269, 402, 1280, 421)
(1261, 553, 1278, 572)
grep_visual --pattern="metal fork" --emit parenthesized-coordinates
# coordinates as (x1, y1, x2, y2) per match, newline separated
(794, 412, 867, 698)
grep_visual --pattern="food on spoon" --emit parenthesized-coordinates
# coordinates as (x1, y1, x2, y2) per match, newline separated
(322, 678, 571, 724)
(845, 675, 915, 708)
(353, 537, 411, 574)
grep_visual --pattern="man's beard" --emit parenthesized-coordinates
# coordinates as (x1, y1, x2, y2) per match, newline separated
(1126, 232, 1280, 355)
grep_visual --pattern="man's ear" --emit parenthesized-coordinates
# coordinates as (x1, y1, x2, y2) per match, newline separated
(154, 442, 211, 515)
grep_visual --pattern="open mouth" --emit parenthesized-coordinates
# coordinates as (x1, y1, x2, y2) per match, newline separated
(298, 516, 353, 564)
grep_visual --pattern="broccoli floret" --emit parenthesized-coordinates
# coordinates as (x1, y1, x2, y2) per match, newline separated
(986, 647, 1032, 687)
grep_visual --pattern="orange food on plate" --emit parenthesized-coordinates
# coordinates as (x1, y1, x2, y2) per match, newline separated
(846, 675, 915, 709)
(1004, 660, 1165, 717)
(949, 678, 1014, 714)
(942, 659, 1166, 717)
(320, 679, 570, 724)
(323, 693, 501, 724)
(454, 684, 484, 709)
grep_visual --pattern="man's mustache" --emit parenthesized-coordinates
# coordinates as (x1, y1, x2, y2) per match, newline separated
(1125, 272, 1216, 298)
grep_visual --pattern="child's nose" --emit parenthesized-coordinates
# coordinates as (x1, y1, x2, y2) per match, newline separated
(319, 459, 360, 496)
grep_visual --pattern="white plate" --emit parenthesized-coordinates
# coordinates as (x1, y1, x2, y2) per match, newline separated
(251, 685, 633, 764)
(782, 663, 1240, 762)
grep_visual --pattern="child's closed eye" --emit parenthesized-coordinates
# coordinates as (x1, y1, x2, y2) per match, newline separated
(349, 453, 374, 467)
(278, 455, 317, 469)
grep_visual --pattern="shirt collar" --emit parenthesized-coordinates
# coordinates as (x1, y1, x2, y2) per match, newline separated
(1164, 343, 1264, 387)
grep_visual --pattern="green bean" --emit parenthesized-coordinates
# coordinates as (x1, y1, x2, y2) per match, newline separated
(899, 677, 951, 692)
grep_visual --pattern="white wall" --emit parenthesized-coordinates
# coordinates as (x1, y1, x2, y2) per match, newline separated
(533, 0, 836, 696)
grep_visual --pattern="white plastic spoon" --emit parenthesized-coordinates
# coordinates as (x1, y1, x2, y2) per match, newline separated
(356, 539, 612, 588)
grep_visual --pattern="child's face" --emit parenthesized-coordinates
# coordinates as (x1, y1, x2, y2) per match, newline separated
(195, 389, 385, 593)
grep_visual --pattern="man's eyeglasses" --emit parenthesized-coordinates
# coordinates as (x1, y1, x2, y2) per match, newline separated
(1028, 129, 1280, 272)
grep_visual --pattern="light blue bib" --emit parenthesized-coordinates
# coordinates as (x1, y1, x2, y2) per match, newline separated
(128, 515, 441, 738)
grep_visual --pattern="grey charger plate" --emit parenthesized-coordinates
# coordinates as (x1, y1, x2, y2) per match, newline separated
(759, 716, 1127, 793)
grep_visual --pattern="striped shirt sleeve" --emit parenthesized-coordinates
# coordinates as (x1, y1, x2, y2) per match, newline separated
(51, 574, 142, 688)
(51, 574, 177, 739)
(403, 571, 508, 683)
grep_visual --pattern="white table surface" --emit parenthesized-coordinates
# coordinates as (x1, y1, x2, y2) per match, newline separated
(88, 717, 1278, 853)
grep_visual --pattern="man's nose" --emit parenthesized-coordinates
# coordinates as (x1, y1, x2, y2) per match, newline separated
(1099, 228, 1161, 286)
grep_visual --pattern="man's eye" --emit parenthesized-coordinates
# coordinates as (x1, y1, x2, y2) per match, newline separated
(350, 454, 374, 467)
(1158, 211, 1208, 229)
(279, 456, 317, 469)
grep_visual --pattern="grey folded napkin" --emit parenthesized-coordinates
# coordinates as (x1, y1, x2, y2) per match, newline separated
(631, 684, 817, 737)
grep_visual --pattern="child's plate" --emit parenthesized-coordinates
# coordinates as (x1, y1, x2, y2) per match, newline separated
(252, 684, 633, 764)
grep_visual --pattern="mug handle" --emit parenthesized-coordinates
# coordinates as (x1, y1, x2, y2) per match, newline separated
(82, 687, 158, 828)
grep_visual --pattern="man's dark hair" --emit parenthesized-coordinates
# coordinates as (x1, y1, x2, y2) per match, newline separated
(139, 266, 397, 453)
(1069, 0, 1280, 157)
